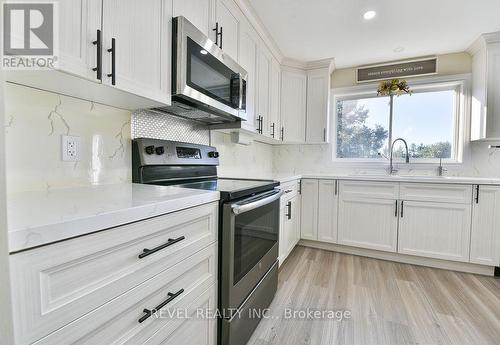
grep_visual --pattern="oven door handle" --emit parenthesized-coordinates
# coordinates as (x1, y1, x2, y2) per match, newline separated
(231, 190, 284, 215)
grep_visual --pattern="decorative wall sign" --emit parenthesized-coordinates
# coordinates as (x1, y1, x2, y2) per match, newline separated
(357, 58, 438, 83)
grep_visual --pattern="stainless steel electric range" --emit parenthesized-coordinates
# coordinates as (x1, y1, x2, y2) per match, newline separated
(132, 138, 281, 345)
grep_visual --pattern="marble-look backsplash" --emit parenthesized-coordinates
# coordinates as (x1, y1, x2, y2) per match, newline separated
(4, 84, 132, 193)
(272, 142, 500, 178)
(211, 131, 274, 179)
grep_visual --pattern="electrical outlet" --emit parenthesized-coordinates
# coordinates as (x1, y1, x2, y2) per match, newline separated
(62, 135, 81, 161)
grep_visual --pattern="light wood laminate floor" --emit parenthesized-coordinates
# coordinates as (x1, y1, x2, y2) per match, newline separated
(247, 246, 500, 345)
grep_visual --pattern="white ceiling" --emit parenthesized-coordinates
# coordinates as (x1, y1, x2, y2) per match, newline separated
(249, 0, 500, 68)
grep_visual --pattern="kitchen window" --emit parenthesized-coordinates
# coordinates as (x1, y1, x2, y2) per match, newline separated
(334, 80, 465, 163)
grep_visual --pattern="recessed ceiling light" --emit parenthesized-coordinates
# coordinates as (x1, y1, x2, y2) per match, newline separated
(363, 10, 376, 20)
(200, 49, 208, 55)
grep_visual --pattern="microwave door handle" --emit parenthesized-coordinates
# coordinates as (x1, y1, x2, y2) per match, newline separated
(231, 190, 284, 215)
(239, 74, 243, 110)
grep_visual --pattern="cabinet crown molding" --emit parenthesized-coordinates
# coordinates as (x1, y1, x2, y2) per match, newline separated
(468, 31, 500, 55)
(281, 57, 335, 72)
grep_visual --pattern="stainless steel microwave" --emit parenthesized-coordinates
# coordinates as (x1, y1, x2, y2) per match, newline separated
(152, 16, 248, 125)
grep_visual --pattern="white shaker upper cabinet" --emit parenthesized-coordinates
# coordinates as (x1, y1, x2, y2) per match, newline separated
(257, 46, 271, 136)
(470, 185, 500, 266)
(214, 0, 241, 62)
(268, 57, 281, 140)
(398, 201, 472, 262)
(317, 180, 338, 244)
(281, 67, 307, 143)
(238, 19, 259, 133)
(172, 0, 212, 36)
(470, 33, 500, 141)
(58, 0, 103, 81)
(306, 67, 331, 143)
(102, 0, 171, 104)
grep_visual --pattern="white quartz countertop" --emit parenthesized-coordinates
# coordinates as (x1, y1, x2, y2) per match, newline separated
(7, 183, 220, 253)
(242, 173, 500, 185)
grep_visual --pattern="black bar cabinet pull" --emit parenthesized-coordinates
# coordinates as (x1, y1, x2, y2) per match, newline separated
(213, 22, 219, 46)
(280, 127, 284, 141)
(138, 289, 184, 323)
(286, 201, 292, 220)
(475, 185, 480, 204)
(107, 38, 116, 85)
(334, 180, 338, 195)
(271, 123, 275, 138)
(92, 29, 102, 80)
(400, 200, 404, 218)
(395, 200, 398, 217)
(138, 236, 185, 259)
(219, 26, 223, 49)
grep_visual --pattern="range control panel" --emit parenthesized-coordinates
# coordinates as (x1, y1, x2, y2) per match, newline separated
(133, 138, 220, 166)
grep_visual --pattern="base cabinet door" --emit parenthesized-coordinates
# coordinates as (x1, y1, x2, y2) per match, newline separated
(338, 197, 398, 252)
(300, 179, 319, 240)
(317, 180, 338, 243)
(398, 201, 472, 262)
(470, 185, 500, 266)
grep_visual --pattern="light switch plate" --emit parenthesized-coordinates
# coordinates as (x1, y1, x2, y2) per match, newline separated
(62, 135, 81, 161)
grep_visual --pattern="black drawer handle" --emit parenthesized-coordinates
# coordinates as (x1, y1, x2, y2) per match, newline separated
(138, 289, 184, 323)
(138, 236, 185, 259)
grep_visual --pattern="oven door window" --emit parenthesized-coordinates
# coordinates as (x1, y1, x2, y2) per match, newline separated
(233, 200, 279, 285)
(186, 38, 240, 109)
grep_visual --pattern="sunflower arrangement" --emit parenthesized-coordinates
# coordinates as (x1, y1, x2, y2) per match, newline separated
(377, 79, 412, 96)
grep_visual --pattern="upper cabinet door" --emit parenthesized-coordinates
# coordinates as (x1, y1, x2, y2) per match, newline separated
(172, 0, 212, 36)
(215, 0, 240, 61)
(58, 0, 102, 81)
(470, 185, 500, 266)
(257, 46, 270, 134)
(306, 68, 330, 143)
(281, 68, 307, 143)
(102, 0, 171, 104)
(268, 57, 281, 140)
(239, 20, 258, 132)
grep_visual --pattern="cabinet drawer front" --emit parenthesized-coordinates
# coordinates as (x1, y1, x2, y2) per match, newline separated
(34, 244, 217, 345)
(400, 183, 472, 204)
(11, 202, 218, 345)
(339, 180, 399, 200)
(280, 180, 299, 203)
(142, 284, 216, 345)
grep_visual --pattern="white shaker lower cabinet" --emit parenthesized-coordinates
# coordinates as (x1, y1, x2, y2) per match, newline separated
(337, 181, 399, 252)
(279, 180, 301, 265)
(398, 201, 472, 262)
(317, 180, 339, 243)
(10, 202, 218, 345)
(470, 185, 500, 266)
(338, 197, 399, 252)
(300, 179, 319, 240)
(299, 179, 338, 243)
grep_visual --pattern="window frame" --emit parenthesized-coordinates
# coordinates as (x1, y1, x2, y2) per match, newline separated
(331, 74, 470, 166)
